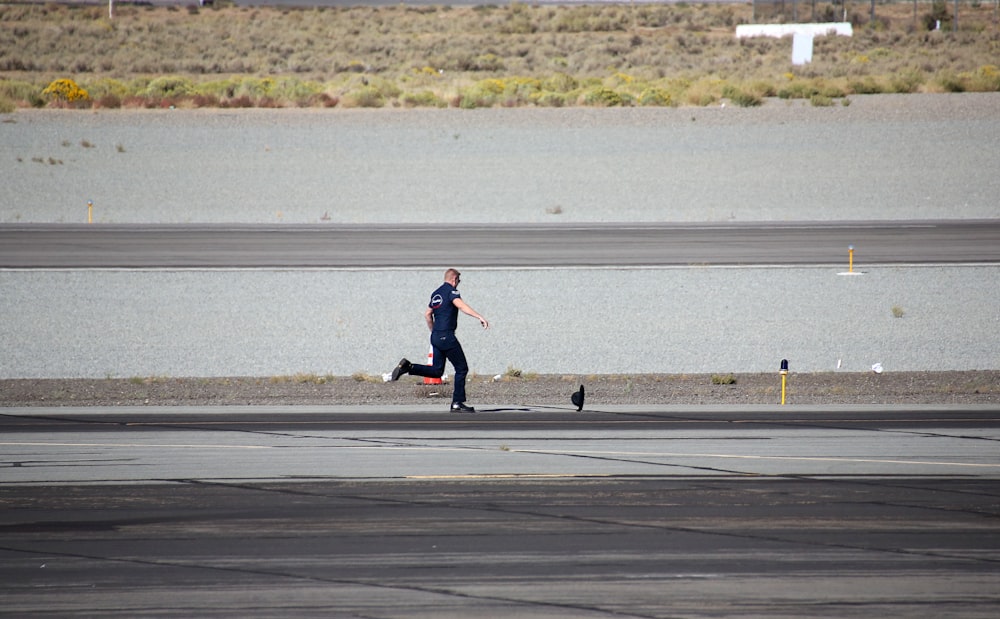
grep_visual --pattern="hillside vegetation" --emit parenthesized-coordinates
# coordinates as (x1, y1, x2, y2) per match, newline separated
(1, 1, 998, 111)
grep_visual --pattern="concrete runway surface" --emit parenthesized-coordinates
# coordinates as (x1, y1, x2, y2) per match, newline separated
(2, 405, 999, 618)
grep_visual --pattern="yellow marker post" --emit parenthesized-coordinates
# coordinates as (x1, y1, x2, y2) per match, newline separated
(779, 359, 789, 405)
(87, 200, 93, 224)
(848, 244, 854, 273)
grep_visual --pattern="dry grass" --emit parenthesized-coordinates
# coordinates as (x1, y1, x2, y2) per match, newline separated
(0, 2, 997, 110)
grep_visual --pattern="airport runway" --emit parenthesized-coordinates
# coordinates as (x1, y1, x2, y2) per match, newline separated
(3, 220, 1000, 268)
(2, 405, 999, 617)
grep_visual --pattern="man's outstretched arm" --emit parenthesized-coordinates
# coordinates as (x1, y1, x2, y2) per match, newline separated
(454, 298, 489, 329)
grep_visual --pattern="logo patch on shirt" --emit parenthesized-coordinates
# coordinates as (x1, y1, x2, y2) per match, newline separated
(430, 293, 444, 308)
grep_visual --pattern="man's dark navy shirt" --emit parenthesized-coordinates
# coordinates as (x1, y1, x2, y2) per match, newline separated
(428, 282, 461, 332)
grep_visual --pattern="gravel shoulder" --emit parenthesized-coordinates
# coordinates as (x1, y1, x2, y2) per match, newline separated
(5, 93, 1000, 225)
(2, 371, 998, 408)
(4, 94, 998, 388)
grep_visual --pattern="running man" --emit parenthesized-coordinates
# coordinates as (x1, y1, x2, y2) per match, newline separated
(389, 268, 489, 413)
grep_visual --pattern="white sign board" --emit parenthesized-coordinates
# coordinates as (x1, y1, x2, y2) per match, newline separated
(792, 32, 815, 65)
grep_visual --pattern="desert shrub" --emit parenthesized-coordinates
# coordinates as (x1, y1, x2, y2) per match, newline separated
(553, 6, 629, 33)
(232, 76, 275, 99)
(507, 76, 542, 96)
(748, 80, 777, 98)
(221, 95, 253, 108)
(344, 85, 385, 107)
(2, 4, 998, 110)
(729, 88, 762, 107)
(935, 66, 1000, 93)
(309, 92, 339, 107)
(120, 95, 147, 109)
(470, 52, 505, 72)
(0, 55, 42, 71)
(890, 68, 925, 93)
(459, 78, 505, 108)
(817, 82, 846, 99)
(711, 373, 737, 385)
(534, 91, 568, 107)
(401, 89, 446, 107)
(338, 60, 368, 74)
(607, 72, 634, 87)
(810, 94, 834, 106)
(541, 72, 578, 92)
(963, 65, 1000, 91)
(94, 94, 121, 109)
(84, 77, 128, 101)
(503, 365, 523, 378)
(0, 79, 39, 102)
(683, 77, 723, 106)
(685, 89, 718, 106)
(581, 86, 624, 106)
(41, 78, 90, 104)
(777, 80, 820, 99)
(190, 93, 220, 107)
(637, 87, 671, 106)
(269, 77, 322, 104)
(847, 76, 885, 94)
(494, 77, 542, 105)
(336, 75, 402, 105)
(143, 75, 195, 98)
(193, 77, 234, 99)
(935, 71, 965, 92)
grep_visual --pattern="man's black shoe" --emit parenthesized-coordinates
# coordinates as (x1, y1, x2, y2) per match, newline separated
(390, 358, 411, 382)
(450, 402, 476, 413)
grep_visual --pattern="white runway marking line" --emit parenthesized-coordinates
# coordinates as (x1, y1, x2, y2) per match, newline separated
(513, 449, 1000, 468)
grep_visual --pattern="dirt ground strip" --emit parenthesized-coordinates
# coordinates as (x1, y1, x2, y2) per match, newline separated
(1, 371, 997, 407)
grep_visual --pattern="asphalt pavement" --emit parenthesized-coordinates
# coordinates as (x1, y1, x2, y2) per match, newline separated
(3, 220, 1000, 268)
(2, 405, 999, 618)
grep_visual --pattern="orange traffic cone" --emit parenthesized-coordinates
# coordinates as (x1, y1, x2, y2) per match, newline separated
(423, 346, 442, 385)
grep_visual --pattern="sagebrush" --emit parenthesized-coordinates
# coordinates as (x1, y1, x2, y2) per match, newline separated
(1, 2, 997, 110)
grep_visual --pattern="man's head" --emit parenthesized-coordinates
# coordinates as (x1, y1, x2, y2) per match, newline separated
(444, 268, 461, 286)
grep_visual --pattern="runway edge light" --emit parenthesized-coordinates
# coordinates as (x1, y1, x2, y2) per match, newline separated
(780, 359, 789, 405)
(838, 244, 863, 276)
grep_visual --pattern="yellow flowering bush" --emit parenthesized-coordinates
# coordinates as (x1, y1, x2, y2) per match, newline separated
(41, 78, 90, 104)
